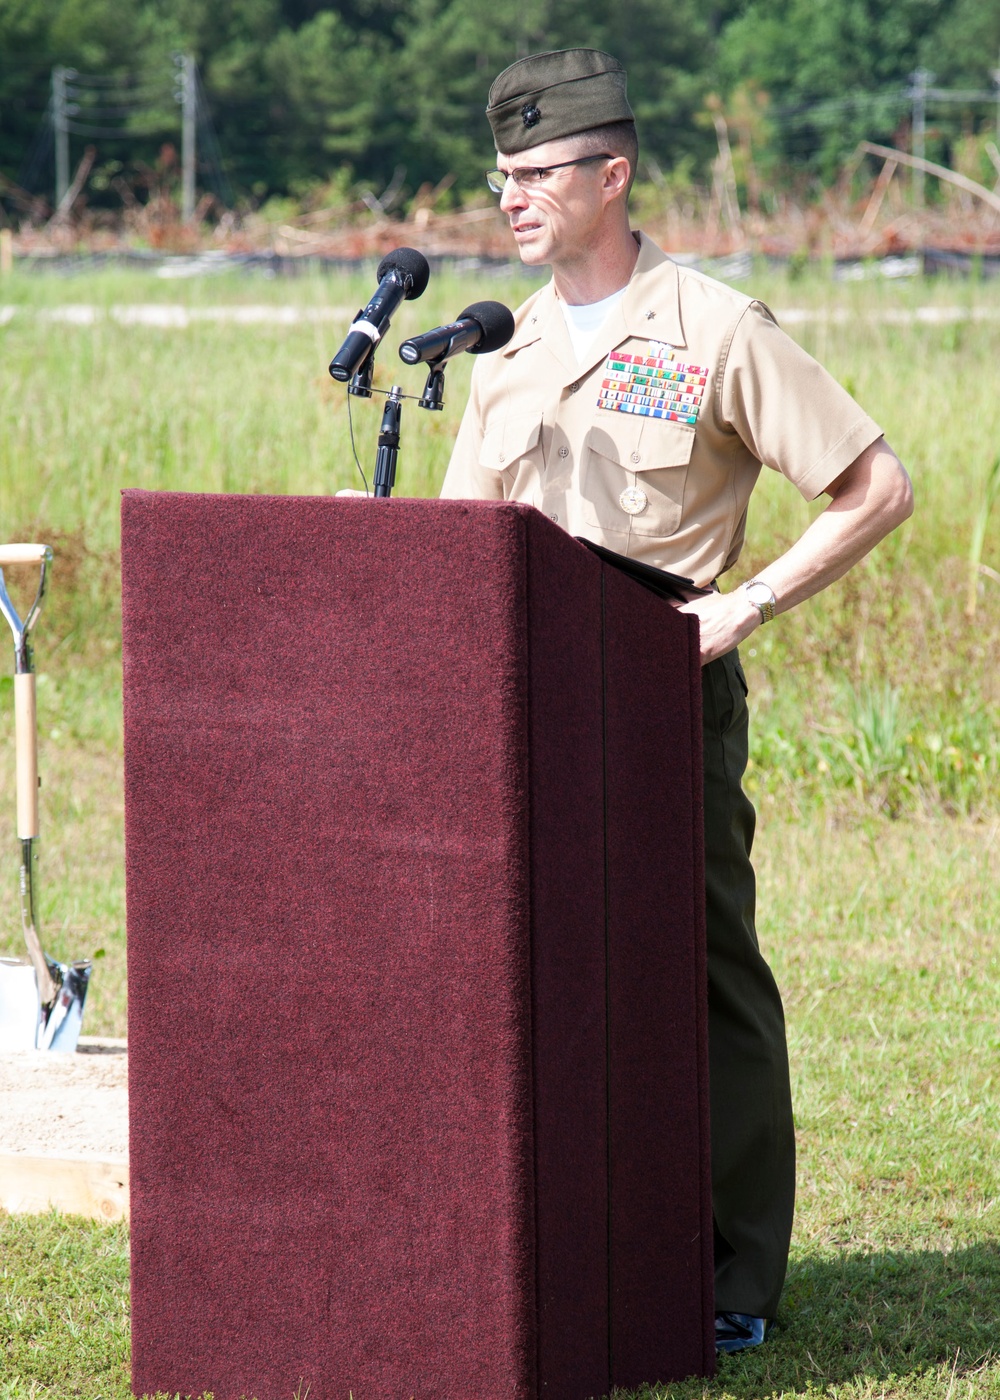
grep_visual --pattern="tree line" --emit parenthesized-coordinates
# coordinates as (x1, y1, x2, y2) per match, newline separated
(0, 0, 997, 213)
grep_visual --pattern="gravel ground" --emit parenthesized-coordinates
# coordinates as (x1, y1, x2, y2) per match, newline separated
(0, 1039, 128, 1158)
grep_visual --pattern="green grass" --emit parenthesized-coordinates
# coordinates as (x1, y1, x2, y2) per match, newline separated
(0, 262, 998, 1397)
(1, 814, 996, 1399)
(0, 1215, 130, 1399)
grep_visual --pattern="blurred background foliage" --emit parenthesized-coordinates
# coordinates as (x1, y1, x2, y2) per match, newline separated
(1, 0, 999, 210)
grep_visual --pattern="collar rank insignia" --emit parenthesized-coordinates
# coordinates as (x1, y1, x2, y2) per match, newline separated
(597, 350, 708, 425)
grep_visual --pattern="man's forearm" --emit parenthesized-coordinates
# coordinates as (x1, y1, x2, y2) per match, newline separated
(755, 437, 913, 610)
(680, 437, 914, 664)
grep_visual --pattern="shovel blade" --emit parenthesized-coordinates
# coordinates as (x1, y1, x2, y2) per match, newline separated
(0, 957, 93, 1052)
(38, 960, 92, 1052)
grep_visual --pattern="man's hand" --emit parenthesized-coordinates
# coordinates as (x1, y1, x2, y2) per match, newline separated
(679, 588, 761, 666)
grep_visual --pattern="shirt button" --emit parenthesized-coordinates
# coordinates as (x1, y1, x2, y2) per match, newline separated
(558, 446, 569, 458)
(568, 381, 580, 393)
(549, 513, 559, 522)
(630, 451, 641, 464)
(498, 452, 505, 463)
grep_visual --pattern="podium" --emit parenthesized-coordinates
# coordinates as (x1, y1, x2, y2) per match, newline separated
(121, 491, 713, 1400)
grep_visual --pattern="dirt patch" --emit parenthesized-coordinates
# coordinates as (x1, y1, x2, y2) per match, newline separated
(0, 1038, 127, 1158)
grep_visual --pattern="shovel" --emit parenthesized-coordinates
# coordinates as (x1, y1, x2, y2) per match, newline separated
(0, 543, 91, 1052)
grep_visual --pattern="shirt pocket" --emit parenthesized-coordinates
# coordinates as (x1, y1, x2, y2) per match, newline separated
(479, 413, 544, 498)
(581, 415, 695, 538)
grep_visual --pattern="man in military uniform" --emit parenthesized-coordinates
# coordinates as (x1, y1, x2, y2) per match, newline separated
(440, 47, 914, 1352)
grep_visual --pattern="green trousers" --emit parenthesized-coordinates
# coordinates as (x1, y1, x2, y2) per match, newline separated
(701, 648, 796, 1319)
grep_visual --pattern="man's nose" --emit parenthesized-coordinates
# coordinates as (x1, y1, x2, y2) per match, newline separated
(499, 177, 527, 214)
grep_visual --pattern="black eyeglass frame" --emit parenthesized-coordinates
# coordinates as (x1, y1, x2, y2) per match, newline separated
(485, 153, 614, 195)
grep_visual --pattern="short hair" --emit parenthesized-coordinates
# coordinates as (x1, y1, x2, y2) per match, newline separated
(571, 121, 639, 199)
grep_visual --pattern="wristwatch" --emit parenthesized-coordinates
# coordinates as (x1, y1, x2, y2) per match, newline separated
(742, 578, 776, 624)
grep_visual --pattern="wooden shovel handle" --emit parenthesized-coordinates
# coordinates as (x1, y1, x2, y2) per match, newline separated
(0, 543, 49, 566)
(15, 674, 39, 839)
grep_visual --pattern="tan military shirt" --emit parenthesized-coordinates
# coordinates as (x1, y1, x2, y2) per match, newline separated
(441, 233, 883, 588)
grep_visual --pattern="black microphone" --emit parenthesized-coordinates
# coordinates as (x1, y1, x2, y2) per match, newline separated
(329, 247, 430, 383)
(398, 300, 515, 366)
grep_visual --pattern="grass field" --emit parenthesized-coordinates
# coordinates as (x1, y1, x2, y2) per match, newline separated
(0, 259, 998, 1398)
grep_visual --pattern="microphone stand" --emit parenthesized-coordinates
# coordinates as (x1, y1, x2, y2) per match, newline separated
(342, 360, 448, 500)
(373, 386, 403, 498)
(418, 360, 446, 411)
(349, 349, 374, 399)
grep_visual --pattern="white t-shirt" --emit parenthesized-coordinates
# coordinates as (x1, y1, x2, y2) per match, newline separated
(559, 287, 627, 360)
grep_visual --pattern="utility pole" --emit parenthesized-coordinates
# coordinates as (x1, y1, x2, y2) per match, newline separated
(52, 66, 70, 208)
(175, 54, 196, 222)
(909, 68, 932, 209)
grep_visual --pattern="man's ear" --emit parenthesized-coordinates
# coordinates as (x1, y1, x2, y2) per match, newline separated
(604, 155, 631, 201)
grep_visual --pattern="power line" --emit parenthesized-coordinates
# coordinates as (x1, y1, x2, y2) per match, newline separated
(64, 80, 173, 100)
(55, 69, 172, 90)
(14, 98, 53, 199)
(773, 91, 909, 121)
(64, 103, 172, 119)
(5, 59, 233, 212)
(64, 121, 166, 138)
(770, 84, 1000, 128)
(194, 65, 234, 209)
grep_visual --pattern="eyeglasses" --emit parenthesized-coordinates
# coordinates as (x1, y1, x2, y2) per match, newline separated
(485, 154, 613, 195)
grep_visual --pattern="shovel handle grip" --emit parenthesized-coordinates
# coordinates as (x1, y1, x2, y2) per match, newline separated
(15, 674, 39, 839)
(0, 543, 49, 566)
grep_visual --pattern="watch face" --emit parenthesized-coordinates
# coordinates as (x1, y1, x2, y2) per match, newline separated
(746, 582, 775, 606)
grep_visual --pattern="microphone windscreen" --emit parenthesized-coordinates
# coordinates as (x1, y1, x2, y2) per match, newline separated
(460, 301, 516, 354)
(376, 246, 431, 300)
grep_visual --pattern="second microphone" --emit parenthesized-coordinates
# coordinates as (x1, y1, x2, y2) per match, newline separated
(399, 301, 515, 366)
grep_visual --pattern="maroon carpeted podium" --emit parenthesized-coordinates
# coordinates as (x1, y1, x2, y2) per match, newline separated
(121, 491, 713, 1400)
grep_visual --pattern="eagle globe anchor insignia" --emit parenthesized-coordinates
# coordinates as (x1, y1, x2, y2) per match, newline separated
(619, 486, 649, 516)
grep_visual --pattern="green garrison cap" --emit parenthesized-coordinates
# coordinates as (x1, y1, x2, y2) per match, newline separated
(486, 48, 634, 155)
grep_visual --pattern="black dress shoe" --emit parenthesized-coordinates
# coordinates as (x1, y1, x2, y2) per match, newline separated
(714, 1311, 771, 1353)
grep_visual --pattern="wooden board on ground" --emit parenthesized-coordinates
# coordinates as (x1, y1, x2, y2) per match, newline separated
(0, 1151, 128, 1220)
(0, 1036, 129, 1220)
